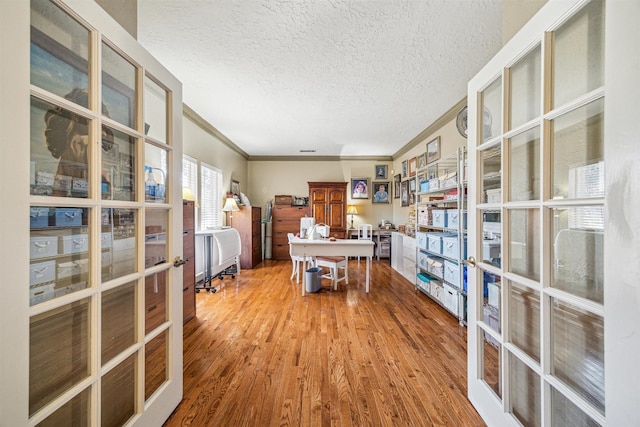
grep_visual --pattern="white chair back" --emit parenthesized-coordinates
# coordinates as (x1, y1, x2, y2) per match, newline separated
(358, 224, 373, 240)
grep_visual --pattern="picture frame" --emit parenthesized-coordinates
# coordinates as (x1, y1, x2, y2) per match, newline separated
(351, 178, 370, 199)
(231, 180, 240, 196)
(374, 164, 388, 180)
(409, 157, 417, 177)
(409, 177, 416, 193)
(400, 180, 409, 207)
(393, 174, 401, 199)
(417, 153, 427, 169)
(372, 181, 390, 204)
(427, 164, 438, 180)
(401, 160, 408, 178)
(427, 136, 441, 164)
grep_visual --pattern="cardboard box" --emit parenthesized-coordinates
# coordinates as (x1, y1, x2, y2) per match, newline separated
(30, 235, 58, 259)
(29, 260, 55, 286)
(274, 195, 292, 205)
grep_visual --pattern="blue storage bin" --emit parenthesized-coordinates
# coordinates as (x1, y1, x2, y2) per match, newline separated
(30, 207, 51, 228)
(54, 208, 83, 227)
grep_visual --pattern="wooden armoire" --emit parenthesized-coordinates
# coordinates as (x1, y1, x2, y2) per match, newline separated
(308, 182, 347, 239)
(227, 206, 262, 269)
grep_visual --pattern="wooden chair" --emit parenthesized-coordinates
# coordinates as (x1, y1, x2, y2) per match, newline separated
(288, 233, 315, 283)
(315, 255, 348, 290)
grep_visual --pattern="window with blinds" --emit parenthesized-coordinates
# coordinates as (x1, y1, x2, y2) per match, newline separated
(200, 162, 222, 230)
(182, 156, 198, 201)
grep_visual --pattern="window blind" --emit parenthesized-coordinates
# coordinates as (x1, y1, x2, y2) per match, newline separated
(200, 162, 222, 229)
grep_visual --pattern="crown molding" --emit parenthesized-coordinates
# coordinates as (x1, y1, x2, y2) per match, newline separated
(183, 103, 250, 159)
(247, 155, 394, 162)
(392, 97, 467, 159)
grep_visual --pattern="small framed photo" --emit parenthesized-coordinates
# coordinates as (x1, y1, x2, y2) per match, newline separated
(402, 160, 408, 178)
(427, 136, 441, 164)
(375, 164, 388, 179)
(351, 178, 369, 199)
(231, 179, 240, 196)
(400, 180, 409, 207)
(393, 174, 401, 199)
(372, 181, 390, 203)
(409, 157, 417, 177)
(427, 164, 438, 180)
(417, 153, 427, 169)
(409, 177, 416, 193)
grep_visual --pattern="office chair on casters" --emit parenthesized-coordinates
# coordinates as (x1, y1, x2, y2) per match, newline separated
(315, 255, 348, 290)
(288, 233, 315, 283)
(357, 224, 373, 262)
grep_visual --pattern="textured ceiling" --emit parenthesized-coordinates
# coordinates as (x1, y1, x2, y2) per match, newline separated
(137, 0, 503, 158)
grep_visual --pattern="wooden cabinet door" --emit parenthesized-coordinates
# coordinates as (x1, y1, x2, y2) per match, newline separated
(327, 187, 345, 230)
(309, 187, 327, 224)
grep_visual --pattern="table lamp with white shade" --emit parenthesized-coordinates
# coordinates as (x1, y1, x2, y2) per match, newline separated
(222, 195, 240, 227)
(347, 205, 358, 229)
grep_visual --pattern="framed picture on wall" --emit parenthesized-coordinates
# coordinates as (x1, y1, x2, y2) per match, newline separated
(372, 181, 390, 203)
(393, 174, 401, 199)
(409, 157, 417, 177)
(401, 160, 408, 178)
(231, 179, 240, 196)
(417, 153, 427, 169)
(401, 180, 409, 207)
(351, 178, 369, 199)
(375, 164, 388, 179)
(427, 136, 441, 164)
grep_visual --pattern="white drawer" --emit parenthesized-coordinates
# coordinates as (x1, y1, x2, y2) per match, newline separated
(446, 210, 467, 229)
(442, 283, 459, 315)
(60, 234, 88, 255)
(417, 252, 429, 270)
(442, 235, 467, 259)
(426, 233, 443, 254)
(29, 260, 56, 286)
(30, 236, 58, 259)
(415, 231, 427, 250)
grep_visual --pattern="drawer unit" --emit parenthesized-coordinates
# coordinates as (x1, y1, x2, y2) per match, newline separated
(444, 260, 460, 287)
(30, 207, 51, 228)
(29, 260, 56, 286)
(442, 235, 467, 259)
(60, 234, 88, 255)
(30, 235, 58, 259)
(432, 210, 448, 228)
(53, 208, 83, 227)
(30, 283, 55, 305)
(446, 209, 467, 229)
(57, 258, 89, 279)
(415, 231, 428, 250)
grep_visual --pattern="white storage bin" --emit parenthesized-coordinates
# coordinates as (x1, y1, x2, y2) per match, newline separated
(29, 260, 55, 285)
(442, 235, 467, 259)
(432, 210, 448, 228)
(430, 281, 443, 300)
(417, 206, 431, 226)
(57, 258, 89, 280)
(427, 257, 444, 278)
(417, 252, 429, 270)
(443, 283, 459, 315)
(444, 260, 460, 287)
(446, 209, 467, 229)
(60, 234, 88, 255)
(30, 235, 58, 259)
(415, 231, 428, 250)
(426, 233, 443, 254)
(101, 232, 113, 249)
(30, 283, 55, 305)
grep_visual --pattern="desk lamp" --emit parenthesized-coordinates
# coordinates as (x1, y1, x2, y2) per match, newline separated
(222, 195, 240, 227)
(347, 205, 358, 229)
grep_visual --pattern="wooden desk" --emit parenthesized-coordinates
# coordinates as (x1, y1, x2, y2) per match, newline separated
(289, 238, 375, 295)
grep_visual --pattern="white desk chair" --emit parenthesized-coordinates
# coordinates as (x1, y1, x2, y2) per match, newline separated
(288, 233, 315, 283)
(315, 256, 348, 290)
(357, 224, 373, 262)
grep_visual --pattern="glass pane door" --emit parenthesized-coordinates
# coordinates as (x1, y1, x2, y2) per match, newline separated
(467, 1, 606, 425)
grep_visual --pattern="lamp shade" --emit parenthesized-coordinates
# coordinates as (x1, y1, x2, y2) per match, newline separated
(347, 205, 358, 215)
(222, 197, 240, 212)
(182, 187, 199, 206)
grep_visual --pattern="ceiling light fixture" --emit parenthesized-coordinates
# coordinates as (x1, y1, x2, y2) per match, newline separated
(299, 149, 316, 153)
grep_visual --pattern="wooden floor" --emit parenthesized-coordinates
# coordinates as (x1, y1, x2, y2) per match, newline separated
(164, 259, 485, 427)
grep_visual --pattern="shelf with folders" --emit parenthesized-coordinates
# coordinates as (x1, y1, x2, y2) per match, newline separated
(414, 147, 468, 324)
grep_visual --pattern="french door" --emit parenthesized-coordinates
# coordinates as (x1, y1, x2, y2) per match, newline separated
(467, 1, 640, 425)
(0, 1, 184, 425)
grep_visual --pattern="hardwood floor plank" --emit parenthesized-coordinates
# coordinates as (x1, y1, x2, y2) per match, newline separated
(164, 259, 485, 426)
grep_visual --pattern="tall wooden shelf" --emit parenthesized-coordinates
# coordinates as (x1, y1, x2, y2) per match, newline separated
(308, 181, 347, 239)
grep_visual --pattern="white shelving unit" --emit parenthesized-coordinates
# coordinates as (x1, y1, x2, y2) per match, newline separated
(414, 147, 467, 323)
